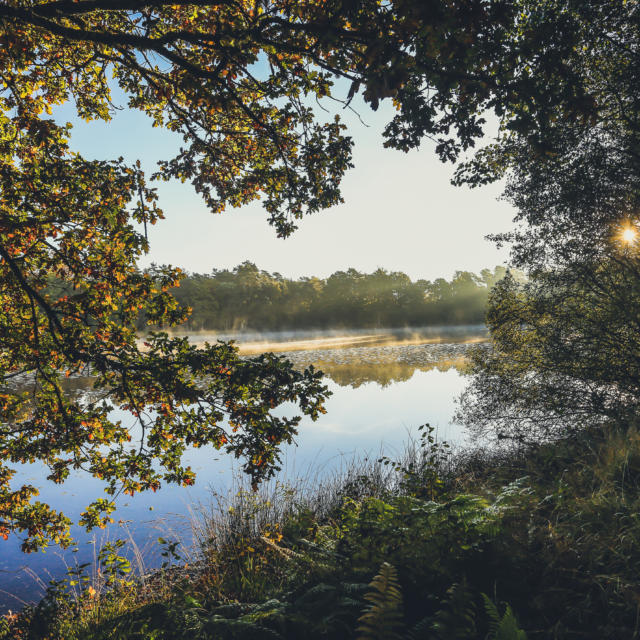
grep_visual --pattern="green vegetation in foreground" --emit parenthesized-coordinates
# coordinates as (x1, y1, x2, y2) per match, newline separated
(6, 424, 640, 640)
(150, 263, 518, 332)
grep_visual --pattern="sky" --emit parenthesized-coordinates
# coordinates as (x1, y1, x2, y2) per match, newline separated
(56, 93, 515, 282)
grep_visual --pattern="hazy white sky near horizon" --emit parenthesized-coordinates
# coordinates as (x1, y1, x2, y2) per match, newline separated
(60, 96, 515, 282)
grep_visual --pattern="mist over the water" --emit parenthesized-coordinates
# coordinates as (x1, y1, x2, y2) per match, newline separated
(167, 324, 488, 352)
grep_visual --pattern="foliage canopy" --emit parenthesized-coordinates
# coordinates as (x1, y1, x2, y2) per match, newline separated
(458, 1, 640, 443)
(0, 0, 633, 548)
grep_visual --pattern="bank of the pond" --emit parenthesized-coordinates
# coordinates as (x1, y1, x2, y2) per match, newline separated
(5, 426, 640, 640)
(0, 346, 471, 613)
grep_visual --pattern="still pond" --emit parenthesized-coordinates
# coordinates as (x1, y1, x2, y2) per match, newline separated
(0, 325, 486, 611)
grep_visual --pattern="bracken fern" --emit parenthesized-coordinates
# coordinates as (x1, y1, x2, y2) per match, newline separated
(482, 594, 528, 640)
(356, 562, 404, 640)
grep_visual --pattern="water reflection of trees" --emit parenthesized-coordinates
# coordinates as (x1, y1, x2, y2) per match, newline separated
(280, 342, 480, 388)
(4, 359, 468, 396)
(3, 375, 102, 405)
(5, 344, 478, 397)
(315, 358, 469, 389)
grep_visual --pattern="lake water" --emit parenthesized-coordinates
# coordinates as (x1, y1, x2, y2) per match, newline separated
(0, 326, 485, 612)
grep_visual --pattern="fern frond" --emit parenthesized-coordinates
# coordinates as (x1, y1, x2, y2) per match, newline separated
(260, 535, 304, 560)
(293, 582, 337, 607)
(481, 593, 501, 632)
(356, 562, 404, 640)
(493, 605, 528, 640)
(407, 614, 433, 640)
(431, 581, 477, 640)
(481, 595, 528, 640)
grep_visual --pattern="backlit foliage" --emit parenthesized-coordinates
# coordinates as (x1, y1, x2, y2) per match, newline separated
(0, 0, 628, 549)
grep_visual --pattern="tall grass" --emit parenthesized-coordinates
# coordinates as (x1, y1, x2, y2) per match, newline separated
(7, 425, 640, 639)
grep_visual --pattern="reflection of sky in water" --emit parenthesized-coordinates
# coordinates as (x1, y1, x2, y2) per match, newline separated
(1, 354, 469, 611)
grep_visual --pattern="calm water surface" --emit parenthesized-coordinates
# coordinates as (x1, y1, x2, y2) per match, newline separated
(0, 327, 483, 611)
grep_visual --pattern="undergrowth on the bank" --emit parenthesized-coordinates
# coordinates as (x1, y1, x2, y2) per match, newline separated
(4, 424, 640, 639)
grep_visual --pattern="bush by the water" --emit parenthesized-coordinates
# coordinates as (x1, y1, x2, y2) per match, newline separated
(5, 424, 640, 639)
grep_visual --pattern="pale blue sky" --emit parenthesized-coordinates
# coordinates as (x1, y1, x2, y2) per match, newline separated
(56, 94, 514, 281)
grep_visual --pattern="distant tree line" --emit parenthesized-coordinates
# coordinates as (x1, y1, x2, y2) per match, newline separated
(144, 263, 520, 332)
